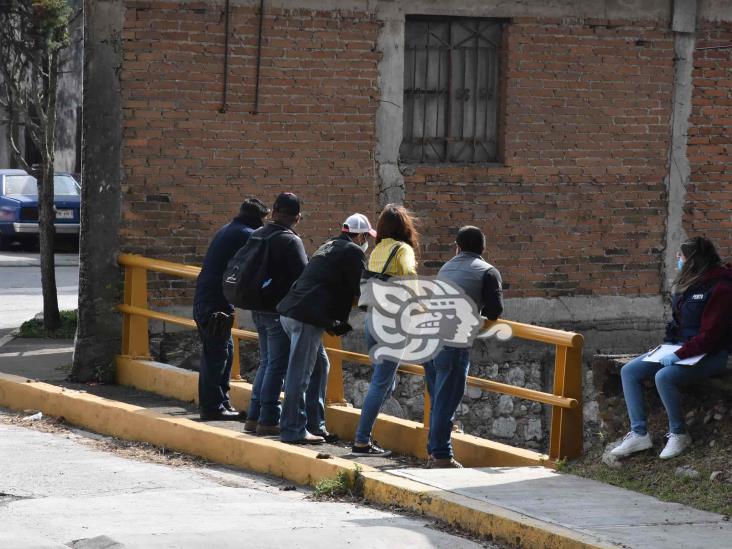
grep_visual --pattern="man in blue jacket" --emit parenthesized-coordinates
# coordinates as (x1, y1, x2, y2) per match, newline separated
(194, 198, 269, 421)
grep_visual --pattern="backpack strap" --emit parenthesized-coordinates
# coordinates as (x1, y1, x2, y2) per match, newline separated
(380, 243, 403, 275)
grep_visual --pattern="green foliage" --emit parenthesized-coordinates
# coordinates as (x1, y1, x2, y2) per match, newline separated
(31, 0, 72, 51)
(18, 309, 77, 338)
(313, 466, 364, 499)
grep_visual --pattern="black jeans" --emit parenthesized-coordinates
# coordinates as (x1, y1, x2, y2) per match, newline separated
(195, 309, 234, 413)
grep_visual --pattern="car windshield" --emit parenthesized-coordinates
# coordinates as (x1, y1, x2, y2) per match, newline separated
(4, 174, 80, 197)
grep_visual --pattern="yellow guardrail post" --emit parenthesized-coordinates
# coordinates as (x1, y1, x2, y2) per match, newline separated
(230, 310, 242, 380)
(121, 262, 150, 358)
(323, 333, 348, 405)
(549, 342, 584, 460)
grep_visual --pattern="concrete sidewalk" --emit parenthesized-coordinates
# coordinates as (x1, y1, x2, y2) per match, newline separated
(392, 468, 732, 549)
(1, 342, 730, 548)
(0, 422, 489, 549)
(0, 337, 73, 379)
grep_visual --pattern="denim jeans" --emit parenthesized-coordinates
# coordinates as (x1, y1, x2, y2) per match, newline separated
(279, 316, 330, 441)
(620, 348, 729, 435)
(424, 346, 470, 459)
(246, 312, 290, 425)
(195, 311, 234, 413)
(354, 317, 400, 445)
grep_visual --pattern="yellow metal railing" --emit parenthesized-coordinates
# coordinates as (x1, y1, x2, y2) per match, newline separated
(118, 253, 584, 460)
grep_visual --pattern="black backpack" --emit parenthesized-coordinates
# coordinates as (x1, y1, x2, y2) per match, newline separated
(222, 230, 283, 310)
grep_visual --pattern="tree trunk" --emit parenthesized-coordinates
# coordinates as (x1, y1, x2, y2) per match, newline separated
(71, 0, 124, 382)
(38, 49, 61, 333)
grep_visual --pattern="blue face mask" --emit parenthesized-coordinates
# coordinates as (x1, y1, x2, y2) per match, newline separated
(677, 257, 684, 271)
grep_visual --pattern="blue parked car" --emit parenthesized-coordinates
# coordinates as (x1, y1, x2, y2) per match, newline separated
(0, 169, 81, 249)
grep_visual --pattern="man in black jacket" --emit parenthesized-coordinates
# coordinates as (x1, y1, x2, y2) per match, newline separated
(277, 213, 374, 444)
(244, 193, 309, 436)
(194, 198, 269, 421)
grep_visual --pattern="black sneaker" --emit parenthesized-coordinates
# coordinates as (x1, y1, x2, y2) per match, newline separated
(351, 441, 392, 457)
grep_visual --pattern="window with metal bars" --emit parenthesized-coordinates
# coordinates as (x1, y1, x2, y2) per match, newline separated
(400, 16, 502, 164)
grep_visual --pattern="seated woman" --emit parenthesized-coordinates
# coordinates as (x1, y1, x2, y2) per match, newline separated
(612, 237, 732, 460)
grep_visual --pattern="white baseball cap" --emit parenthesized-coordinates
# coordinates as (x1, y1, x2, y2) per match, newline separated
(342, 213, 376, 237)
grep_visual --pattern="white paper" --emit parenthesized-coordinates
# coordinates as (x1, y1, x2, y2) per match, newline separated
(643, 344, 705, 366)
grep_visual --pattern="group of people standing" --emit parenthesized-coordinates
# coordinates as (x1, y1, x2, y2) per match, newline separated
(193, 191, 731, 467)
(193, 192, 503, 468)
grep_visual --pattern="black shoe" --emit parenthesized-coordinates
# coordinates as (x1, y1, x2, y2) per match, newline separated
(283, 432, 325, 445)
(351, 441, 392, 457)
(223, 403, 247, 419)
(256, 423, 280, 436)
(200, 409, 244, 421)
(312, 430, 339, 443)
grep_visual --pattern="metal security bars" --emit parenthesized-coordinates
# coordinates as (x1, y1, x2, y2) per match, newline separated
(401, 16, 502, 164)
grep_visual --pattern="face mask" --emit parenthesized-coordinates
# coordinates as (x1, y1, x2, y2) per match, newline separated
(677, 257, 684, 271)
(359, 240, 369, 253)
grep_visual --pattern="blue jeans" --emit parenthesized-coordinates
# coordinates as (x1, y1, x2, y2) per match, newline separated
(279, 316, 330, 441)
(620, 348, 729, 435)
(424, 346, 470, 459)
(355, 318, 400, 445)
(246, 312, 290, 425)
(195, 311, 234, 413)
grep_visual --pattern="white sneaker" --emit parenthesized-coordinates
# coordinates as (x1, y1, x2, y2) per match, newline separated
(659, 433, 692, 459)
(610, 432, 652, 457)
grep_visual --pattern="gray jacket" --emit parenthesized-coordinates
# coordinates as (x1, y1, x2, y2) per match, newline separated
(437, 252, 504, 320)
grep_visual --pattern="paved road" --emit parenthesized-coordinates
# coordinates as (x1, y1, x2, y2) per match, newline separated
(0, 421, 488, 549)
(0, 252, 79, 330)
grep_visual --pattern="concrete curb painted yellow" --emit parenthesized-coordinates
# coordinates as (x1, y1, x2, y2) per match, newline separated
(116, 357, 549, 468)
(0, 371, 367, 485)
(0, 370, 616, 549)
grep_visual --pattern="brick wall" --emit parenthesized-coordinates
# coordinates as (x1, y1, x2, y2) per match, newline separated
(686, 22, 732, 259)
(120, 1, 380, 303)
(121, 5, 731, 303)
(406, 18, 674, 298)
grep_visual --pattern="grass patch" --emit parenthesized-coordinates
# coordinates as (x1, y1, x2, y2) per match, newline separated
(563, 445, 732, 517)
(18, 309, 77, 339)
(313, 466, 364, 500)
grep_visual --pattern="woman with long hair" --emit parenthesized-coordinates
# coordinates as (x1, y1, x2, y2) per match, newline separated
(611, 237, 732, 460)
(351, 204, 420, 456)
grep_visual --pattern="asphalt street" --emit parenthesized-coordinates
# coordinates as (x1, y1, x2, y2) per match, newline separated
(0, 421, 488, 549)
(0, 252, 79, 331)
